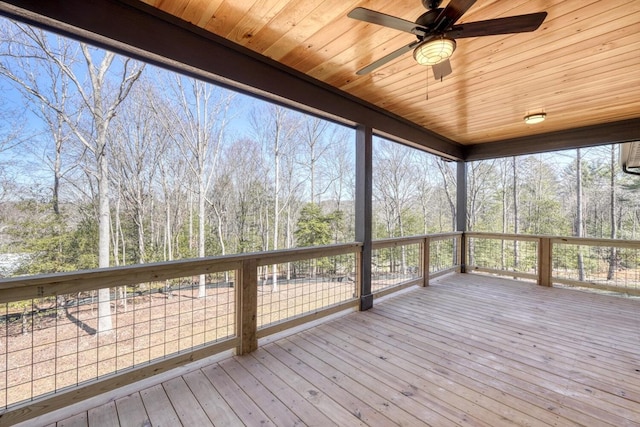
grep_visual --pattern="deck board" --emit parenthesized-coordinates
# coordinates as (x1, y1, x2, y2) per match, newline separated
(57, 411, 87, 427)
(200, 363, 274, 425)
(139, 383, 180, 426)
(52, 274, 640, 426)
(162, 377, 214, 427)
(87, 401, 119, 427)
(181, 369, 243, 426)
(114, 393, 150, 427)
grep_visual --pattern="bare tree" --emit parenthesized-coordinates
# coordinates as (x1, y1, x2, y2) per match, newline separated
(154, 121, 189, 262)
(512, 157, 520, 270)
(575, 148, 585, 280)
(162, 77, 234, 298)
(374, 141, 417, 238)
(374, 141, 420, 273)
(435, 158, 457, 231)
(326, 132, 355, 242)
(0, 25, 78, 216)
(416, 158, 435, 235)
(111, 79, 164, 264)
(607, 145, 618, 280)
(0, 24, 144, 332)
(251, 105, 299, 291)
(221, 138, 268, 253)
(298, 116, 332, 204)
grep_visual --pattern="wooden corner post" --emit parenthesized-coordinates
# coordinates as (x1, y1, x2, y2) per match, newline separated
(456, 161, 467, 273)
(538, 237, 552, 287)
(237, 259, 258, 354)
(423, 237, 430, 286)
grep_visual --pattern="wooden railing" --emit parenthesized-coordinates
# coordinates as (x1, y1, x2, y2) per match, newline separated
(5, 230, 636, 424)
(370, 232, 462, 297)
(0, 243, 362, 424)
(1, 233, 468, 425)
(465, 232, 640, 295)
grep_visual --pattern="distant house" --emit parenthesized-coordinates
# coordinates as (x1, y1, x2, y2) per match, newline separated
(0, 252, 30, 277)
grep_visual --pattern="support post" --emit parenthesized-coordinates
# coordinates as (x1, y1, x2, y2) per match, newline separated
(237, 259, 258, 354)
(538, 237, 552, 287)
(456, 161, 467, 273)
(457, 234, 466, 273)
(422, 237, 430, 286)
(356, 124, 373, 310)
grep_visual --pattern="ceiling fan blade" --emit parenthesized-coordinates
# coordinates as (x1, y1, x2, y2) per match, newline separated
(348, 7, 426, 36)
(432, 59, 452, 80)
(356, 40, 422, 75)
(445, 12, 547, 38)
(433, 0, 477, 32)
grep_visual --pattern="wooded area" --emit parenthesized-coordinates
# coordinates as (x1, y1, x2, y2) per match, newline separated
(0, 19, 639, 282)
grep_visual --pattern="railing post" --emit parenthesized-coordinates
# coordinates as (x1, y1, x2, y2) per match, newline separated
(237, 259, 258, 355)
(423, 237, 430, 286)
(538, 237, 552, 287)
(458, 233, 467, 273)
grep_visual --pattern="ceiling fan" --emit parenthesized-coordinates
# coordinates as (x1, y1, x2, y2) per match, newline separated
(348, 0, 547, 79)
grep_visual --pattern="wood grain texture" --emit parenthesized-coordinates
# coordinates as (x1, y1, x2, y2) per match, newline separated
(238, 258, 258, 354)
(87, 401, 119, 427)
(140, 0, 640, 145)
(114, 393, 150, 427)
(42, 274, 640, 426)
(139, 383, 180, 426)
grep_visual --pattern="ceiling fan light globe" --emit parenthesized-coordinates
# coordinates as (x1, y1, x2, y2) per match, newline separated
(413, 38, 456, 66)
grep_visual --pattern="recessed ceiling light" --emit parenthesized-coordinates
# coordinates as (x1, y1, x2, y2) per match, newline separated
(524, 112, 546, 125)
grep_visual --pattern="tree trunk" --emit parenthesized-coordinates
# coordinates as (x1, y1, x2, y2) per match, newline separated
(271, 116, 282, 292)
(576, 148, 585, 281)
(607, 145, 617, 280)
(512, 157, 519, 271)
(97, 146, 112, 333)
(198, 177, 206, 298)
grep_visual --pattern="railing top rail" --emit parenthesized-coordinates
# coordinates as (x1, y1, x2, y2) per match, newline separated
(0, 242, 362, 302)
(551, 236, 640, 249)
(372, 232, 462, 247)
(373, 231, 463, 244)
(373, 236, 425, 248)
(254, 242, 362, 266)
(465, 231, 640, 248)
(464, 232, 542, 242)
(429, 231, 463, 241)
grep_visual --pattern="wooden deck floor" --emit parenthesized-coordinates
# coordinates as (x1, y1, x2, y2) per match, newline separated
(46, 274, 640, 426)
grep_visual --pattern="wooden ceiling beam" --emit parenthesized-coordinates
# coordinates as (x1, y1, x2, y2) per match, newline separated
(465, 118, 640, 161)
(0, 0, 464, 159)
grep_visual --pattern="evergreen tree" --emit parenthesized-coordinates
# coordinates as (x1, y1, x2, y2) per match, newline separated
(294, 203, 332, 247)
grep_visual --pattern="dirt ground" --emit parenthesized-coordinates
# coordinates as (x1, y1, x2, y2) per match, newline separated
(1, 276, 382, 409)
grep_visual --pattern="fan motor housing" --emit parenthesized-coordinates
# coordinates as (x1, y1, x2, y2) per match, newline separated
(422, 0, 443, 10)
(416, 9, 442, 28)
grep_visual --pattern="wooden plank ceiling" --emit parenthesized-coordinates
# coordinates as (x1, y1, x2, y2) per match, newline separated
(140, 0, 640, 146)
